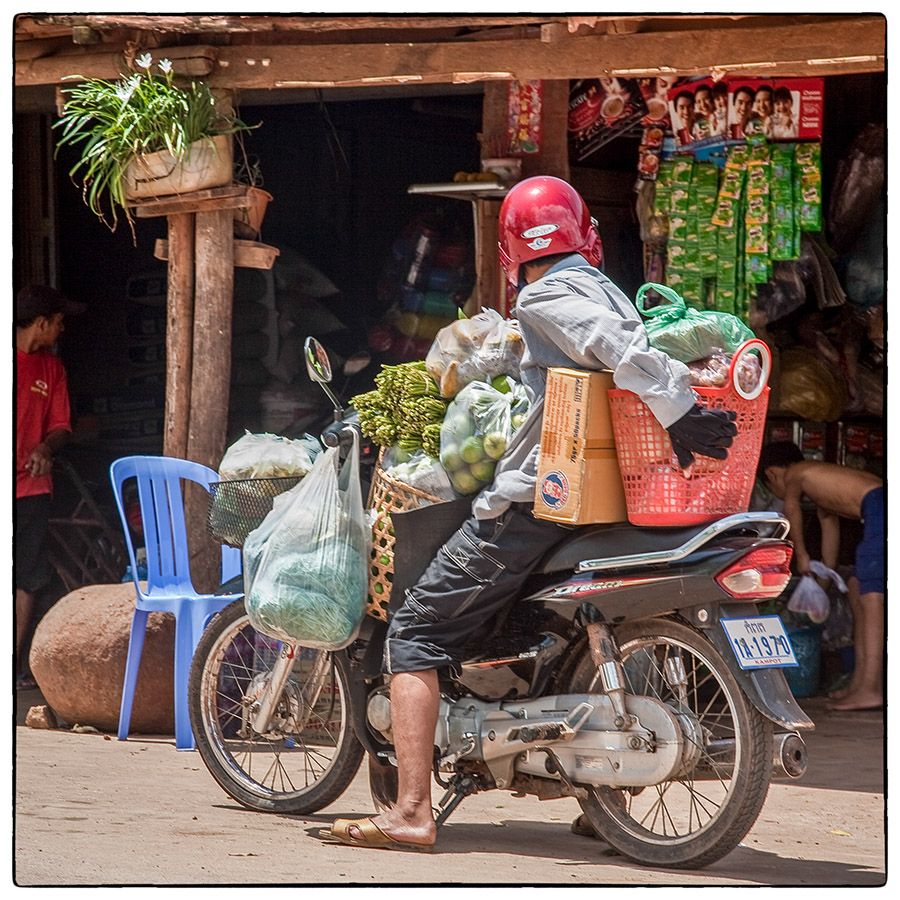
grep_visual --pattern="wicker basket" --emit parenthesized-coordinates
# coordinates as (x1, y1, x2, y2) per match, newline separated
(207, 476, 303, 548)
(366, 456, 441, 622)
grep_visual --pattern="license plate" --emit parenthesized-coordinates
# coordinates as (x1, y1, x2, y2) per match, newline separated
(720, 615, 798, 670)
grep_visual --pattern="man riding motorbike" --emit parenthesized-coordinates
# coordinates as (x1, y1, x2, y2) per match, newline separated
(322, 175, 738, 852)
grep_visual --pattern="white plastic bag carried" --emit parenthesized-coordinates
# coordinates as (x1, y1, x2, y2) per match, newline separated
(242, 434, 369, 649)
(425, 308, 524, 398)
(218, 430, 321, 480)
(383, 447, 458, 503)
(787, 560, 847, 624)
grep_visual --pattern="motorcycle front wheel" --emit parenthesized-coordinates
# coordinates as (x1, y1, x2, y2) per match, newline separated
(189, 599, 364, 814)
(568, 616, 773, 869)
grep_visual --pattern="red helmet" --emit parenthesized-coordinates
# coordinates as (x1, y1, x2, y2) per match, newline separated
(498, 175, 603, 286)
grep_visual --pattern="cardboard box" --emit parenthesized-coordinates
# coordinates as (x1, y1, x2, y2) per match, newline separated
(534, 368, 628, 525)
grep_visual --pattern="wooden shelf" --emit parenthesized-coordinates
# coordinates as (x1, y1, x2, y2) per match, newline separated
(154, 238, 280, 270)
(130, 184, 255, 218)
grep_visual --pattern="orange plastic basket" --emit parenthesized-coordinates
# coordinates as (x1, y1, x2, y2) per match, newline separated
(607, 339, 771, 527)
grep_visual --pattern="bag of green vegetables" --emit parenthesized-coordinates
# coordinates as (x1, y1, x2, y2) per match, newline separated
(439, 378, 530, 496)
(242, 432, 368, 649)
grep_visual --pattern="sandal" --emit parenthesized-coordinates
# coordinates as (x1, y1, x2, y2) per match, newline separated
(319, 817, 434, 853)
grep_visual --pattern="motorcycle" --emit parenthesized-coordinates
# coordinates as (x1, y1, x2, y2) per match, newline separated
(188, 337, 813, 870)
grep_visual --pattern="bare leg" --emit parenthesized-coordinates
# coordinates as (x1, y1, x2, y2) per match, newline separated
(16, 588, 34, 673)
(828, 589, 884, 711)
(829, 578, 863, 699)
(349, 669, 438, 846)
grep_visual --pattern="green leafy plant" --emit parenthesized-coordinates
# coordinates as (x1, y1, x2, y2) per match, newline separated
(54, 52, 253, 233)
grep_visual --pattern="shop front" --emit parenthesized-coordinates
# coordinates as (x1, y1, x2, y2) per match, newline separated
(13, 13, 886, 698)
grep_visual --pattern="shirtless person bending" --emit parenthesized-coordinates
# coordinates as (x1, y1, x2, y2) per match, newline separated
(760, 442, 884, 711)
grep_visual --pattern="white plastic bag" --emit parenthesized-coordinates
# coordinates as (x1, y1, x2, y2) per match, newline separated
(425, 308, 524, 398)
(787, 562, 846, 624)
(218, 430, 321, 480)
(242, 436, 368, 649)
(383, 448, 458, 503)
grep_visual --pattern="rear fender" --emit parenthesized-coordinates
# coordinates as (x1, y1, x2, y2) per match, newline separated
(682, 601, 815, 731)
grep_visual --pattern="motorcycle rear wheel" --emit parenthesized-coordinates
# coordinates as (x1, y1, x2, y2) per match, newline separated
(568, 616, 773, 869)
(189, 599, 364, 814)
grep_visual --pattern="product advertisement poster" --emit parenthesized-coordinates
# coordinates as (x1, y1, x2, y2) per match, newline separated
(667, 78, 729, 150)
(727, 77, 824, 141)
(568, 77, 646, 162)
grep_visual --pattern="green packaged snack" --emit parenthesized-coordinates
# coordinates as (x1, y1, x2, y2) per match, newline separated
(717, 226, 740, 254)
(746, 164, 770, 196)
(699, 222, 719, 250)
(697, 191, 717, 221)
(745, 222, 768, 255)
(727, 145, 750, 167)
(771, 145, 795, 184)
(746, 253, 770, 284)
(717, 255, 737, 285)
(770, 227, 795, 261)
(667, 241, 688, 268)
(668, 215, 692, 243)
(712, 196, 738, 229)
(745, 194, 769, 225)
(715, 288, 736, 315)
(665, 269, 686, 290)
(693, 163, 720, 194)
(719, 167, 745, 200)
(699, 248, 718, 278)
(672, 157, 695, 184)
(670, 186, 691, 216)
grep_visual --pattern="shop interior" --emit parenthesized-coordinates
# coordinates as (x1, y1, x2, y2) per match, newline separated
(26, 69, 885, 693)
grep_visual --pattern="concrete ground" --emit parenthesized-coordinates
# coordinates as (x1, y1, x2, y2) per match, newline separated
(12, 688, 885, 888)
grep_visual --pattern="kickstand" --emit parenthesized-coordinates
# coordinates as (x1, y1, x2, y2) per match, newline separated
(433, 773, 478, 828)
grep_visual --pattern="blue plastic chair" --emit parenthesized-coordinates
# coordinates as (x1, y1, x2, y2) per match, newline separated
(110, 455, 243, 750)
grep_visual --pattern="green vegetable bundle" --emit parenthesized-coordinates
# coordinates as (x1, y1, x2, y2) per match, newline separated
(352, 361, 448, 456)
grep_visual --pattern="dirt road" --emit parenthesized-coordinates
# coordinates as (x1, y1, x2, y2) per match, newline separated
(14, 696, 884, 886)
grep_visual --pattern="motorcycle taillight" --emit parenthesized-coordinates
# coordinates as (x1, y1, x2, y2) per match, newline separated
(715, 544, 794, 599)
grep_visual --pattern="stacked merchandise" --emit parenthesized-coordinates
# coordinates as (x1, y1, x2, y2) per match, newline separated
(653, 140, 823, 323)
(368, 217, 476, 363)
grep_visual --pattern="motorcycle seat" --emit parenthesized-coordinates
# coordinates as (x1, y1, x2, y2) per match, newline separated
(536, 521, 712, 574)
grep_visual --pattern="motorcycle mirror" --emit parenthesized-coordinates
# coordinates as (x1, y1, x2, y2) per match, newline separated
(343, 351, 372, 378)
(304, 336, 342, 417)
(304, 337, 333, 384)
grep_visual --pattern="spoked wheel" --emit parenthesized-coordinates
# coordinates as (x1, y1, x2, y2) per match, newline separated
(189, 599, 364, 814)
(568, 617, 773, 869)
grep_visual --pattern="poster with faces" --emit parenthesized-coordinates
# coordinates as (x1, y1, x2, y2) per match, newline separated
(727, 78, 823, 141)
(666, 78, 729, 148)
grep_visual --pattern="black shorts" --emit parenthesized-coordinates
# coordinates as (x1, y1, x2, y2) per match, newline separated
(384, 503, 566, 675)
(15, 495, 52, 593)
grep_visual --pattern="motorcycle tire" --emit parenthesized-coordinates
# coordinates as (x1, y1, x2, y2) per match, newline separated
(189, 599, 364, 814)
(568, 616, 773, 869)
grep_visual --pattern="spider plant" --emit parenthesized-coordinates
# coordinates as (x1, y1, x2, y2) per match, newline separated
(54, 52, 253, 233)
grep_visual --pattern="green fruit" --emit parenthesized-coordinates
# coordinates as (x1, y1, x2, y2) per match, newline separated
(483, 432, 508, 460)
(470, 460, 496, 483)
(491, 374, 512, 394)
(451, 471, 480, 494)
(441, 450, 464, 472)
(511, 413, 526, 431)
(460, 436, 485, 464)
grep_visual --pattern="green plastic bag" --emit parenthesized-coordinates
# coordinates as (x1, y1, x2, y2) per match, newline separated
(636, 282, 755, 364)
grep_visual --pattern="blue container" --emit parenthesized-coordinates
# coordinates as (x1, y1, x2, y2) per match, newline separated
(785, 626, 822, 698)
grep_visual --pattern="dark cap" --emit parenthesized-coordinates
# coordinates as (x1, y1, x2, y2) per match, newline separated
(16, 285, 86, 325)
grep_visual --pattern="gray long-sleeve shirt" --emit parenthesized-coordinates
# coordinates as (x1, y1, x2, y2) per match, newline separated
(472, 254, 696, 519)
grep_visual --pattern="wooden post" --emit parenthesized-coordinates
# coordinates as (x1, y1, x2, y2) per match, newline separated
(163, 212, 195, 459)
(185, 207, 234, 591)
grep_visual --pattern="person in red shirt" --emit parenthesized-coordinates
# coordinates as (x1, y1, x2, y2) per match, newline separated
(15, 285, 83, 687)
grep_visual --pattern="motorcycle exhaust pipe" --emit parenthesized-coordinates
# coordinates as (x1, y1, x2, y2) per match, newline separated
(690, 732, 808, 781)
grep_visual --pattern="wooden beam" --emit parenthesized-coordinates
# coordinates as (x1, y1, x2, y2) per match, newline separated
(30, 14, 564, 35)
(163, 213, 194, 460)
(15, 16, 885, 87)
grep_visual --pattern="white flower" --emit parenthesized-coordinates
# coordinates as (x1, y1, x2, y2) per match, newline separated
(136, 52, 153, 70)
(115, 78, 138, 103)
(158, 58, 172, 74)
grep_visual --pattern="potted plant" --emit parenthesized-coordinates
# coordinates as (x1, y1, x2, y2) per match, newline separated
(55, 52, 253, 234)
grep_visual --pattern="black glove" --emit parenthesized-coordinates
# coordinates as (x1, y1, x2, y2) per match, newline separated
(666, 403, 738, 469)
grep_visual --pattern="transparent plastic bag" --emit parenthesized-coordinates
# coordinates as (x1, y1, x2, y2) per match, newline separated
(636, 283, 755, 364)
(439, 380, 530, 495)
(218, 430, 321, 481)
(425, 308, 525, 398)
(688, 349, 762, 394)
(383, 447, 458, 503)
(787, 578, 828, 625)
(242, 436, 368, 649)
